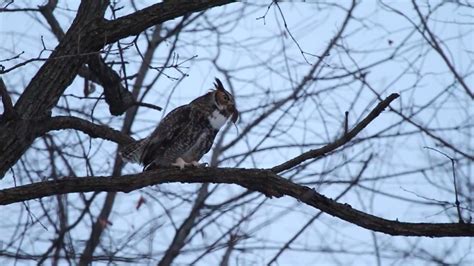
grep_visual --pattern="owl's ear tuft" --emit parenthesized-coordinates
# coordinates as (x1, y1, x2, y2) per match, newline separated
(214, 78, 225, 91)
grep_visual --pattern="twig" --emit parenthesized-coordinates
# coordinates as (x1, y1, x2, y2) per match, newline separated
(344, 111, 349, 135)
(255, 1, 275, 25)
(0, 51, 25, 63)
(273, 1, 311, 65)
(133, 101, 162, 111)
(0, 57, 48, 74)
(424, 146, 464, 223)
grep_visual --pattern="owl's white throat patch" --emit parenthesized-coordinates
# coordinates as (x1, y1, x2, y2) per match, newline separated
(208, 110, 228, 129)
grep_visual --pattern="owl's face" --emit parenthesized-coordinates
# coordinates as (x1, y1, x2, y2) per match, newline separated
(213, 79, 239, 123)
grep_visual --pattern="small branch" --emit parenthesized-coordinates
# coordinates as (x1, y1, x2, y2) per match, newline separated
(88, 55, 135, 116)
(0, 57, 48, 75)
(359, 76, 474, 160)
(272, 93, 399, 173)
(133, 101, 162, 111)
(344, 111, 349, 135)
(38, 0, 64, 39)
(0, 78, 18, 120)
(424, 147, 464, 223)
(255, 1, 274, 24)
(0, 167, 473, 237)
(273, 1, 311, 64)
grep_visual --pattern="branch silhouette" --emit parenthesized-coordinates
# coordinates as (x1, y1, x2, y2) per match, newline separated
(0, 167, 472, 237)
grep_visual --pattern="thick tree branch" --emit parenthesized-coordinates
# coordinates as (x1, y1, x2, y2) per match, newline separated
(272, 93, 400, 173)
(0, 167, 472, 237)
(103, 0, 235, 45)
(37, 116, 134, 145)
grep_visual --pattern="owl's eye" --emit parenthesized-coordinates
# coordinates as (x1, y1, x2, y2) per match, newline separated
(223, 95, 229, 101)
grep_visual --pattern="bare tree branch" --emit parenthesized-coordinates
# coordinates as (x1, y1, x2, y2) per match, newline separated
(0, 167, 472, 237)
(37, 116, 134, 145)
(272, 93, 399, 173)
(103, 0, 235, 45)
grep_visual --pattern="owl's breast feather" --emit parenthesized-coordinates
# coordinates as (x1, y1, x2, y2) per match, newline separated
(208, 110, 228, 129)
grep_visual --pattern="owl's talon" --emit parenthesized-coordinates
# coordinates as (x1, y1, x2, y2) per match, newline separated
(171, 157, 190, 170)
(190, 161, 201, 167)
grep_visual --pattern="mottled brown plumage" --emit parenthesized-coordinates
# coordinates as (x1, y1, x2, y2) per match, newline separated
(120, 78, 238, 170)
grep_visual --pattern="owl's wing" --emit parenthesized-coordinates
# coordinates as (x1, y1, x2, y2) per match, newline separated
(141, 105, 193, 166)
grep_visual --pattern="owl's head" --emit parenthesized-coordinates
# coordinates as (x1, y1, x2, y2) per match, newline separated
(213, 78, 239, 123)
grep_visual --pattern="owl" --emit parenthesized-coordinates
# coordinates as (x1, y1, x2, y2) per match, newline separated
(120, 78, 238, 170)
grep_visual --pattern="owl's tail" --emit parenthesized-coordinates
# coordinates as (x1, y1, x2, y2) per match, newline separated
(119, 138, 149, 164)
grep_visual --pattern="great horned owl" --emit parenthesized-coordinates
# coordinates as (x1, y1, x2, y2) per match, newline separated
(120, 78, 238, 170)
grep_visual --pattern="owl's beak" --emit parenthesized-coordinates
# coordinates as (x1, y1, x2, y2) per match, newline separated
(229, 104, 239, 123)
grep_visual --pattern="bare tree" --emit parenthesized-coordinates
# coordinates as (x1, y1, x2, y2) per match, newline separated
(0, 0, 473, 265)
